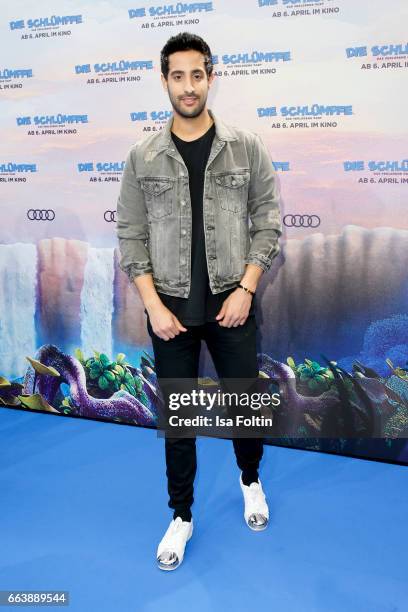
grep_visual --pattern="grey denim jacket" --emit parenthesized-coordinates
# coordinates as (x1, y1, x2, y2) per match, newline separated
(116, 108, 282, 298)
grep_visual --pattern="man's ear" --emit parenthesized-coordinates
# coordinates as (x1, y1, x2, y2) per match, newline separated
(160, 73, 168, 91)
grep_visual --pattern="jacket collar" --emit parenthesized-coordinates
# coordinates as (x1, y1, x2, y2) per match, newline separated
(151, 107, 237, 151)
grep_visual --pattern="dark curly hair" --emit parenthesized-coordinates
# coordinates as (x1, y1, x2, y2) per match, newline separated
(160, 31, 213, 80)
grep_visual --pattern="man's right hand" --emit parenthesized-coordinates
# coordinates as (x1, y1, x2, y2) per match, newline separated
(147, 302, 188, 340)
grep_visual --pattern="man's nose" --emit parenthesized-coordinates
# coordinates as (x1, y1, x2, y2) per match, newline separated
(184, 76, 196, 92)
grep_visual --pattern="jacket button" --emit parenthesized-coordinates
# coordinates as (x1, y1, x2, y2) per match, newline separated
(180, 171, 184, 177)
(181, 200, 186, 205)
(181, 228, 186, 235)
(181, 258, 186, 265)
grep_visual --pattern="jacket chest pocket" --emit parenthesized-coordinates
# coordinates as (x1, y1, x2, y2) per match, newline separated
(140, 177, 174, 219)
(215, 172, 250, 213)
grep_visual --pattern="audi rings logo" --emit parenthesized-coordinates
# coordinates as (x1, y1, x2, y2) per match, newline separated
(104, 210, 117, 222)
(27, 208, 55, 221)
(283, 214, 320, 228)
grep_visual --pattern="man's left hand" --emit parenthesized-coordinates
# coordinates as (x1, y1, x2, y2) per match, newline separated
(215, 288, 253, 327)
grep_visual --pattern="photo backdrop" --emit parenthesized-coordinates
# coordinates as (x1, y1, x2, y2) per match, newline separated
(1, 0, 407, 464)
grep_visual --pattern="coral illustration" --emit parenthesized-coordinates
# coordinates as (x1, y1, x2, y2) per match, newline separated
(20, 344, 159, 425)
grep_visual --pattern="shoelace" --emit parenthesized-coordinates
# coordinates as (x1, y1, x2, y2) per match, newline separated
(162, 517, 189, 549)
(246, 483, 267, 513)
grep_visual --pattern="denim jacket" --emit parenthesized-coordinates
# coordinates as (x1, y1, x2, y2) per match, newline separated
(116, 108, 282, 298)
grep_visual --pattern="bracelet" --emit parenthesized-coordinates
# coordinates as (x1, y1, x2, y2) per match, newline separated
(238, 283, 255, 296)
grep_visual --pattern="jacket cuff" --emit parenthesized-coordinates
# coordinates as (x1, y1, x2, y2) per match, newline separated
(122, 262, 153, 283)
(244, 254, 271, 273)
(244, 244, 280, 273)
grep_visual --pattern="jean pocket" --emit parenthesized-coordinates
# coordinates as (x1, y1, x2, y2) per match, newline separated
(215, 171, 250, 213)
(140, 177, 174, 219)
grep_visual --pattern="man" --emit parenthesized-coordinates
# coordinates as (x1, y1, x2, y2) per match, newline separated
(116, 32, 282, 571)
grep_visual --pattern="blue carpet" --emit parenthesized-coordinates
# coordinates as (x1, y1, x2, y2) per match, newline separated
(0, 408, 406, 612)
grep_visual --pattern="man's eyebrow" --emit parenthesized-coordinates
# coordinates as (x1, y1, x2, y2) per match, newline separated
(169, 68, 205, 75)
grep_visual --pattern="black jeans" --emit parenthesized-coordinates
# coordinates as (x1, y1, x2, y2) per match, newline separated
(146, 314, 264, 521)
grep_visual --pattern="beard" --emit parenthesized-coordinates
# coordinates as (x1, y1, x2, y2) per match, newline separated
(168, 90, 207, 119)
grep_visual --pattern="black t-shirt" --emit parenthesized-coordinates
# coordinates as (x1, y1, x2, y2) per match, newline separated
(147, 121, 255, 326)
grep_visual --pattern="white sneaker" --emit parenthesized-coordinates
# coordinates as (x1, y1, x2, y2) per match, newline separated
(156, 516, 194, 570)
(239, 472, 269, 531)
